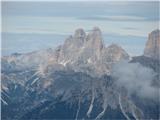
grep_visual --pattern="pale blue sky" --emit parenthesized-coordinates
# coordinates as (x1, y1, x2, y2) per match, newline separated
(2, 1, 159, 56)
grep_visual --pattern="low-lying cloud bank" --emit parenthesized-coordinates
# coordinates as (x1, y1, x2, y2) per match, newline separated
(111, 61, 158, 100)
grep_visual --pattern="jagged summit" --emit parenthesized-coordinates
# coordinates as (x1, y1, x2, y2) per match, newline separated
(65, 27, 103, 49)
(74, 28, 86, 39)
(2, 27, 129, 76)
(150, 29, 159, 34)
(91, 26, 102, 35)
(144, 29, 160, 60)
(107, 43, 122, 49)
(107, 43, 129, 56)
(86, 27, 104, 50)
(56, 27, 129, 75)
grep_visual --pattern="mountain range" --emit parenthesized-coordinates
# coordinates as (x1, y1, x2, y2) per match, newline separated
(1, 27, 160, 120)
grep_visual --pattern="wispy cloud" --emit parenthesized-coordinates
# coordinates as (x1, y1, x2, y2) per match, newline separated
(2, 16, 158, 37)
(123, 27, 139, 30)
(78, 15, 149, 21)
(3, 27, 71, 35)
(112, 61, 158, 100)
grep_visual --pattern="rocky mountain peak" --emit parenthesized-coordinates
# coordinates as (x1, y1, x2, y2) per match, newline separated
(86, 27, 103, 50)
(106, 44, 128, 54)
(2, 27, 130, 76)
(57, 28, 129, 75)
(144, 29, 160, 60)
(74, 28, 86, 39)
(92, 26, 101, 34)
(87, 27, 102, 38)
(107, 43, 122, 49)
(100, 44, 129, 64)
(62, 27, 103, 51)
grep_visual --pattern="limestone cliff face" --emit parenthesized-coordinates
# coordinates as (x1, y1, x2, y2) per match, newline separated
(57, 27, 129, 75)
(59, 27, 129, 63)
(144, 29, 160, 60)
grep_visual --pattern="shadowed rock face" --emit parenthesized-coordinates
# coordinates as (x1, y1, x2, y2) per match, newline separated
(144, 29, 160, 60)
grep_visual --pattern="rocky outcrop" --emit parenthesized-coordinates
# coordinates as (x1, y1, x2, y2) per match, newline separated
(2, 27, 129, 76)
(57, 27, 129, 75)
(144, 29, 160, 60)
(2, 27, 129, 77)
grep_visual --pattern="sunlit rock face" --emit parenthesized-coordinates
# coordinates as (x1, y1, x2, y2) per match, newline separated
(58, 27, 129, 75)
(144, 29, 160, 60)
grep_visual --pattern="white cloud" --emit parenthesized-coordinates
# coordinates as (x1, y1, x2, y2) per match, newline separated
(111, 61, 158, 100)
